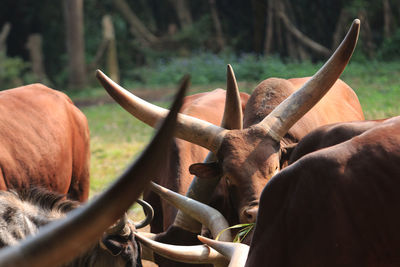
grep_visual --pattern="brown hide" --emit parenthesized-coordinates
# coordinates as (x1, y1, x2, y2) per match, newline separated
(144, 89, 249, 232)
(289, 119, 384, 163)
(199, 77, 364, 226)
(246, 116, 400, 266)
(0, 84, 90, 201)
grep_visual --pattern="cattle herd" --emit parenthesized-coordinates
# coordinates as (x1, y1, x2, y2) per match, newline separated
(0, 18, 398, 267)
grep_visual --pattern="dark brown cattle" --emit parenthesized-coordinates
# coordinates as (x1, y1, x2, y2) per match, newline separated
(245, 115, 400, 266)
(199, 116, 400, 267)
(0, 84, 90, 202)
(288, 119, 383, 163)
(96, 19, 363, 248)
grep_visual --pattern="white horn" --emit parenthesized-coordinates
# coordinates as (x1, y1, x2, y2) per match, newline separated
(258, 19, 360, 141)
(149, 182, 232, 242)
(96, 70, 227, 154)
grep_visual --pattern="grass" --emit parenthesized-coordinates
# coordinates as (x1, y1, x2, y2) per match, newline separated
(71, 60, 400, 202)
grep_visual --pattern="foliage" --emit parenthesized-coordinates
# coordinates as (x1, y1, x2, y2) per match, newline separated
(1, 0, 399, 88)
(126, 51, 319, 86)
(377, 29, 400, 61)
(216, 223, 255, 243)
(0, 52, 34, 90)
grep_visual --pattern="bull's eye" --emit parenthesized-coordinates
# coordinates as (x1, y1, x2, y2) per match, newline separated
(273, 166, 279, 176)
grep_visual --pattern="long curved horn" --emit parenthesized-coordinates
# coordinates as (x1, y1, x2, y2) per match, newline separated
(0, 75, 188, 267)
(258, 19, 360, 141)
(149, 182, 232, 242)
(173, 64, 244, 233)
(198, 236, 249, 267)
(133, 199, 154, 229)
(96, 70, 227, 154)
(135, 232, 229, 266)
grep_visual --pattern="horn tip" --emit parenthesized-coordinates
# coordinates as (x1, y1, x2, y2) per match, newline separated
(353, 18, 360, 26)
(95, 69, 104, 77)
(198, 235, 213, 245)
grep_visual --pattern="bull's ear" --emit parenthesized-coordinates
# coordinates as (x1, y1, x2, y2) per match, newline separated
(189, 162, 221, 178)
(280, 143, 298, 168)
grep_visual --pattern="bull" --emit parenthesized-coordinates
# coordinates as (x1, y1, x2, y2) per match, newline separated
(199, 115, 400, 266)
(96, 18, 363, 260)
(0, 84, 90, 202)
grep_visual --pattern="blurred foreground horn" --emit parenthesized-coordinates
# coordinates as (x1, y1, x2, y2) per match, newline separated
(0, 74, 188, 267)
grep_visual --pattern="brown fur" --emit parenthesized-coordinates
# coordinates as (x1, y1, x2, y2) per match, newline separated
(246, 116, 400, 266)
(0, 84, 90, 201)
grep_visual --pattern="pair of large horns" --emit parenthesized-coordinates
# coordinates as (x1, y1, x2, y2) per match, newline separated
(172, 64, 245, 234)
(96, 19, 360, 152)
(0, 76, 188, 267)
(134, 182, 233, 266)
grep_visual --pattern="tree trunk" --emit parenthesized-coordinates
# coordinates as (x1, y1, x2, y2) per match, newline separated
(0, 22, 11, 53)
(358, 9, 375, 58)
(102, 15, 120, 84)
(169, 0, 192, 29)
(277, 2, 331, 58)
(264, 0, 274, 55)
(209, 0, 225, 51)
(382, 0, 393, 39)
(113, 0, 158, 46)
(252, 0, 265, 53)
(331, 8, 350, 50)
(26, 34, 49, 83)
(63, 0, 87, 89)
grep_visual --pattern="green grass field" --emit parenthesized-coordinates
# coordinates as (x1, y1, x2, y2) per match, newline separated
(70, 61, 400, 201)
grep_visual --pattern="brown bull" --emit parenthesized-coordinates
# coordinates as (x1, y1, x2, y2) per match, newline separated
(97, 66, 248, 267)
(201, 115, 400, 266)
(144, 84, 249, 233)
(0, 84, 90, 202)
(96, 18, 363, 249)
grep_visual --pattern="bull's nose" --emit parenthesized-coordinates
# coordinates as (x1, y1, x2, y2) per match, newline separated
(242, 206, 258, 223)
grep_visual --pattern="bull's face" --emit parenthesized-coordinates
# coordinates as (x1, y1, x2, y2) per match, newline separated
(191, 126, 281, 223)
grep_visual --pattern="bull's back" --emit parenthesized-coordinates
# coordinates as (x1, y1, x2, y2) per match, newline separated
(287, 77, 364, 139)
(0, 84, 90, 201)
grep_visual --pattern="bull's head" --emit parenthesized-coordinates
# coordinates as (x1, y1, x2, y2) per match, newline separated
(96, 19, 360, 227)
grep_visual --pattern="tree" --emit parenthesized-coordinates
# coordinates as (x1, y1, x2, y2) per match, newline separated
(63, 0, 87, 88)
